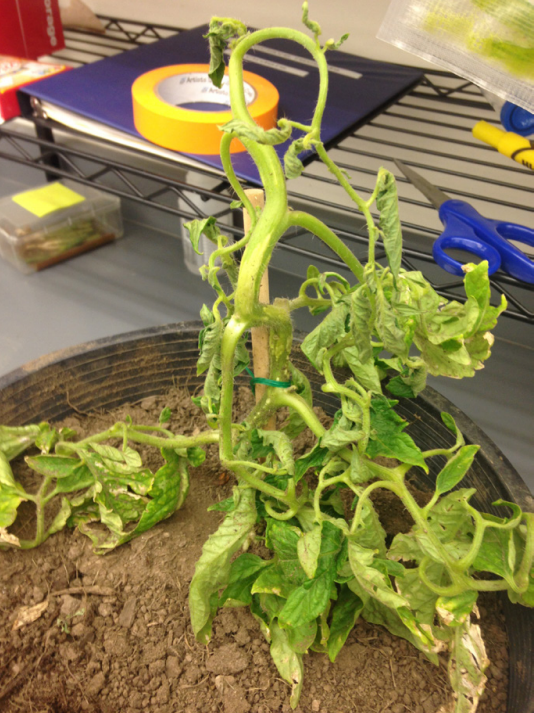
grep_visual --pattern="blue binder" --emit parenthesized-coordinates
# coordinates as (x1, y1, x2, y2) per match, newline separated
(22, 25, 422, 184)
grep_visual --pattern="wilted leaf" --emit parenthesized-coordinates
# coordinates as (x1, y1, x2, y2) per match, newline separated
(270, 620, 304, 708)
(189, 488, 256, 643)
(375, 168, 402, 278)
(328, 584, 364, 662)
(220, 118, 292, 146)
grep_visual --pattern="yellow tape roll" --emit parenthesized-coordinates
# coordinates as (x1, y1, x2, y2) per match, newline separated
(132, 63, 279, 155)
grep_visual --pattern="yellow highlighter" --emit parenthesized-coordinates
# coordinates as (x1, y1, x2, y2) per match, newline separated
(473, 120, 534, 170)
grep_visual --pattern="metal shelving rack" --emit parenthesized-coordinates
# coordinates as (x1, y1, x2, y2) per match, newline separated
(0, 16, 533, 323)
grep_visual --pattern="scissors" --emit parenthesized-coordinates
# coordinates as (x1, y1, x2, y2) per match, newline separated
(394, 159, 534, 284)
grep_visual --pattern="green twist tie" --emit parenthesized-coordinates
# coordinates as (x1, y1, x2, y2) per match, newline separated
(245, 367, 291, 395)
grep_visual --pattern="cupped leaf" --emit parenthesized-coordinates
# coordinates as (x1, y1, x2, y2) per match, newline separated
(348, 540, 408, 610)
(252, 564, 294, 599)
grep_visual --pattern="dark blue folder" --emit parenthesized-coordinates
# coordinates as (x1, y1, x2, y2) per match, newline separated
(22, 25, 422, 184)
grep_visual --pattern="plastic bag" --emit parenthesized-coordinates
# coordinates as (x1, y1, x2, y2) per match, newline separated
(377, 0, 534, 113)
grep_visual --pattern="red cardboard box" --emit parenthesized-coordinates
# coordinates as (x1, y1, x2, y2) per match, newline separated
(0, 0, 65, 59)
(0, 55, 69, 121)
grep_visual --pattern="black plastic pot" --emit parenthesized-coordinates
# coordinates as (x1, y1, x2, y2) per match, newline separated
(0, 322, 532, 713)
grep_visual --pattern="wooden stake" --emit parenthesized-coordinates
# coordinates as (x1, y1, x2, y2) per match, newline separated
(244, 189, 275, 429)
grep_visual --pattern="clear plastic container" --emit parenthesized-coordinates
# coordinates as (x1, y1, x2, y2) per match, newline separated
(378, 0, 534, 114)
(0, 179, 122, 273)
(177, 171, 232, 275)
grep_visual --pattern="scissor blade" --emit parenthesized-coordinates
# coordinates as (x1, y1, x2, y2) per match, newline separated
(393, 159, 452, 209)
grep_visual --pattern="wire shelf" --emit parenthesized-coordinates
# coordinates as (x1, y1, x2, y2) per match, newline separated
(0, 16, 533, 323)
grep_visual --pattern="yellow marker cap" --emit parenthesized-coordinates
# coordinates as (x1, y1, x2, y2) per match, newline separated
(472, 121, 505, 149)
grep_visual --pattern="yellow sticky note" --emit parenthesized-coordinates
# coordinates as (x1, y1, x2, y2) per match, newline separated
(12, 183, 85, 218)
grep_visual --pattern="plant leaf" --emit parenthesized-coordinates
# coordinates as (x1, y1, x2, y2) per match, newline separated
(366, 398, 427, 471)
(284, 138, 305, 180)
(286, 619, 318, 654)
(270, 620, 304, 709)
(219, 553, 271, 607)
(254, 430, 295, 475)
(267, 520, 308, 587)
(327, 584, 364, 662)
(0, 452, 27, 529)
(348, 539, 408, 610)
(204, 18, 248, 87)
(183, 217, 219, 256)
(279, 522, 342, 628)
(0, 425, 40, 461)
(297, 524, 322, 579)
(435, 445, 479, 495)
(447, 617, 489, 713)
(220, 118, 292, 146)
(301, 298, 350, 371)
(294, 445, 329, 482)
(375, 168, 402, 278)
(189, 488, 256, 643)
(350, 286, 373, 364)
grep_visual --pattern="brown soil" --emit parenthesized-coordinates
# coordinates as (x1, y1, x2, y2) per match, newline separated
(0, 388, 509, 713)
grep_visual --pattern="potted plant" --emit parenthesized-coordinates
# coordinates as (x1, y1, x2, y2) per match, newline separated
(0, 5, 532, 712)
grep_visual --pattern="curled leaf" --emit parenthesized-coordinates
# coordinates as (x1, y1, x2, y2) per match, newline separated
(204, 18, 248, 87)
(302, 1, 322, 42)
(284, 138, 306, 179)
(220, 118, 292, 146)
(375, 168, 402, 278)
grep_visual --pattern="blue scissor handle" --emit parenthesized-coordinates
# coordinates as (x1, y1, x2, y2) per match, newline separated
(434, 200, 534, 284)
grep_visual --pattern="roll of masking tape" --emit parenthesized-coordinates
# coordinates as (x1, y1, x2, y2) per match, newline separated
(132, 63, 279, 155)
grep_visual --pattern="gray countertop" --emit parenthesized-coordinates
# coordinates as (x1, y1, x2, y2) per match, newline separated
(0, 160, 532, 493)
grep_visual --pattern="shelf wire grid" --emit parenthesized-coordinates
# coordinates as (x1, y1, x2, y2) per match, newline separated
(0, 16, 533, 322)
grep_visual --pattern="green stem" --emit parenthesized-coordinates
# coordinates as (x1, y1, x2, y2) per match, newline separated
(350, 480, 402, 534)
(273, 390, 326, 438)
(219, 132, 256, 225)
(288, 211, 364, 283)
(315, 142, 377, 236)
(59, 427, 219, 453)
(454, 510, 488, 571)
(516, 513, 534, 591)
